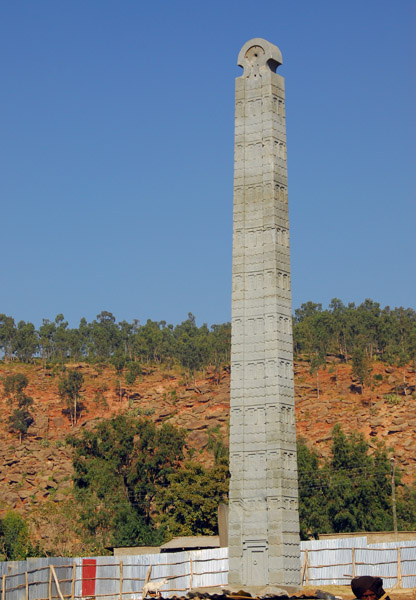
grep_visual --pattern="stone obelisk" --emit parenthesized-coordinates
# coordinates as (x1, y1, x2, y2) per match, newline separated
(228, 39, 300, 590)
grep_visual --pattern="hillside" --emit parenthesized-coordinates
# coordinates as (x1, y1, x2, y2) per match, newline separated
(0, 358, 415, 554)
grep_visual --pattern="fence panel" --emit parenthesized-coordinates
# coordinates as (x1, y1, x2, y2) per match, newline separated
(401, 545, 416, 588)
(27, 558, 50, 600)
(301, 537, 368, 586)
(121, 555, 154, 598)
(149, 552, 190, 594)
(306, 547, 352, 585)
(355, 547, 397, 586)
(300, 539, 416, 588)
(51, 558, 75, 600)
(189, 548, 228, 590)
(93, 557, 119, 600)
(2, 540, 416, 598)
(2, 561, 28, 600)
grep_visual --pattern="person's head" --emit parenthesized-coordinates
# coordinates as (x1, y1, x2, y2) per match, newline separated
(351, 577, 386, 600)
(361, 591, 377, 600)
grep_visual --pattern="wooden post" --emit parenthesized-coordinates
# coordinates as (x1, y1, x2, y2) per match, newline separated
(71, 562, 76, 600)
(25, 571, 28, 600)
(2, 574, 6, 600)
(397, 547, 402, 588)
(50, 565, 65, 600)
(144, 566, 152, 586)
(189, 558, 193, 591)
(352, 547, 356, 578)
(302, 549, 309, 585)
(49, 567, 52, 600)
(300, 552, 307, 586)
(119, 561, 123, 600)
(143, 565, 152, 597)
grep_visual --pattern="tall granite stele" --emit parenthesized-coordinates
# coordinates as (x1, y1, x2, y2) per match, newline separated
(228, 38, 300, 590)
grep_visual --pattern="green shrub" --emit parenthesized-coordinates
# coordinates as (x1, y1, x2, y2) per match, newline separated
(125, 362, 142, 386)
(0, 512, 39, 560)
(384, 394, 401, 405)
(93, 386, 108, 408)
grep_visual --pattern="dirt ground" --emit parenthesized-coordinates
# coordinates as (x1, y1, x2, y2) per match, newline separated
(300, 587, 416, 600)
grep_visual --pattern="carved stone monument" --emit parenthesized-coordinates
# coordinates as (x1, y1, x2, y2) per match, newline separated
(228, 38, 300, 590)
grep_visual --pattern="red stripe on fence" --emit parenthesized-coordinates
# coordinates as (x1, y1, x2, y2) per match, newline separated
(82, 559, 97, 597)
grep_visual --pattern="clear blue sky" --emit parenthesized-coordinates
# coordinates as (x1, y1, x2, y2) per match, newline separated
(1, 0, 415, 328)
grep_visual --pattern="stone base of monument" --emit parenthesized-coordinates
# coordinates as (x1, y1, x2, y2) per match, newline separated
(223, 584, 299, 597)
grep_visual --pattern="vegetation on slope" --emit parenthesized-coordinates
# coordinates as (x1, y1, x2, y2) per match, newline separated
(0, 298, 415, 556)
(2, 419, 416, 557)
(298, 425, 416, 539)
(65, 415, 229, 553)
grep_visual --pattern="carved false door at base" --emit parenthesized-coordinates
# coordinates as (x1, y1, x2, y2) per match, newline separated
(244, 542, 268, 586)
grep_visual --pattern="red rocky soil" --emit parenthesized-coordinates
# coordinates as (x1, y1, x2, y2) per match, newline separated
(0, 359, 415, 552)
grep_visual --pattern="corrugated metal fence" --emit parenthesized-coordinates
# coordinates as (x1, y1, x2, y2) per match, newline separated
(0, 549, 228, 600)
(300, 538, 416, 587)
(2, 539, 416, 600)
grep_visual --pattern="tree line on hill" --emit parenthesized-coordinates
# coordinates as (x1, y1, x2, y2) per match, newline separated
(294, 298, 416, 369)
(1, 298, 415, 372)
(0, 312, 230, 375)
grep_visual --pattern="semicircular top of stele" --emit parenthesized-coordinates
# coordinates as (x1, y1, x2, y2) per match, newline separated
(237, 38, 283, 78)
